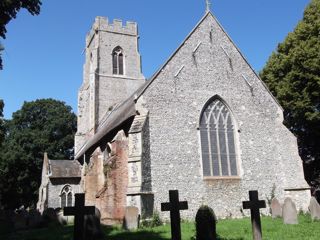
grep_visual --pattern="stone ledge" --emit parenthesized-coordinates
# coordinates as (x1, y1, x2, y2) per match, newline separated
(203, 176, 241, 181)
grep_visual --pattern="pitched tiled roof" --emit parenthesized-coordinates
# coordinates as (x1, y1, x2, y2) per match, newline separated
(49, 160, 81, 178)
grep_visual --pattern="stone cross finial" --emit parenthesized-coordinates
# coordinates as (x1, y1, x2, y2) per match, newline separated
(161, 190, 188, 240)
(242, 190, 266, 240)
(206, 0, 212, 13)
(64, 193, 95, 240)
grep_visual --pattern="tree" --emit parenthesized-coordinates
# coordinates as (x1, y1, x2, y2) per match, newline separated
(0, 0, 42, 69)
(0, 99, 4, 145)
(0, 99, 77, 209)
(260, 0, 320, 186)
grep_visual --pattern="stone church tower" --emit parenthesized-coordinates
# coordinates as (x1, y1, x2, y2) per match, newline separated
(75, 17, 145, 152)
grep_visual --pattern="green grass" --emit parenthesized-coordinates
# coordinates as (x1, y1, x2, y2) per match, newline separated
(1, 214, 320, 240)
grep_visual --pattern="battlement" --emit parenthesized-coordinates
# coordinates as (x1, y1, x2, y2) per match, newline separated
(86, 16, 138, 45)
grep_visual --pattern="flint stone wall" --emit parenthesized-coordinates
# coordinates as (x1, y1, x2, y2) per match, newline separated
(140, 13, 309, 219)
(47, 178, 81, 209)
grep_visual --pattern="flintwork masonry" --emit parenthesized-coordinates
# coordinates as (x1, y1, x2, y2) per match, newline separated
(38, 11, 310, 223)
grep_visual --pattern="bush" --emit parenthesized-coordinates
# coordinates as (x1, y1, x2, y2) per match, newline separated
(140, 211, 163, 228)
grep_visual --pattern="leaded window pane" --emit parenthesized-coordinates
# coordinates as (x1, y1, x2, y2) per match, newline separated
(61, 185, 73, 208)
(230, 154, 238, 176)
(119, 53, 124, 75)
(112, 47, 124, 75)
(112, 53, 118, 74)
(67, 192, 72, 206)
(200, 98, 238, 177)
(61, 193, 66, 208)
(212, 153, 220, 176)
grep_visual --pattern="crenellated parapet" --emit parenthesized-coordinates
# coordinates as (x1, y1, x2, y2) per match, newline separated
(86, 17, 137, 46)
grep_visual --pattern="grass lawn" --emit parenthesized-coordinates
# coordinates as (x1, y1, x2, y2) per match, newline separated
(1, 214, 320, 240)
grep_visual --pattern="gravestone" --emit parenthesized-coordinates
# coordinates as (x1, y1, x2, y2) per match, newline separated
(56, 209, 67, 225)
(270, 198, 282, 218)
(124, 206, 139, 230)
(84, 208, 105, 240)
(309, 196, 320, 221)
(13, 207, 29, 230)
(195, 205, 216, 240)
(12, 212, 28, 230)
(282, 197, 298, 224)
(64, 193, 96, 240)
(28, 209, 42, 228)
(242, 190, 266, 240)
(161, 190, 188, 240)
(43, 208, 57, 223)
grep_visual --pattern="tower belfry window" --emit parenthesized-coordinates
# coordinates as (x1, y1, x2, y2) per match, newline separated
(112, 46, 124, 75)
(199, 98, 238, 177)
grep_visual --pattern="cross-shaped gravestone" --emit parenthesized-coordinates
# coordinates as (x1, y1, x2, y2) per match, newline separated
(161, 190, 188, 240)
(64, 193, 95, 240)
(242, 190, 266, 240)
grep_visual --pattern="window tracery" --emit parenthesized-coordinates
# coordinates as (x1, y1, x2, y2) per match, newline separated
(60, 185, 73, 208)
(200, 98, 238, 177)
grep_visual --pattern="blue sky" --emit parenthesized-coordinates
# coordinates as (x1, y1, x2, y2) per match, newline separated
(0, 0, 311, 119)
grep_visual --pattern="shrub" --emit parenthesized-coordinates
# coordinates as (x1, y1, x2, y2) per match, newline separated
(140, 211, 163, 228)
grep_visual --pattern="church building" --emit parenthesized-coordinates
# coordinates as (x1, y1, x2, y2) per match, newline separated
(39, 10, 310, 224)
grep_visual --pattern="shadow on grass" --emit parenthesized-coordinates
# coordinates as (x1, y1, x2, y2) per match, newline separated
(103, 226, 169, 240)
(1, 224, 74, 240)
(217, 235, 244, 240)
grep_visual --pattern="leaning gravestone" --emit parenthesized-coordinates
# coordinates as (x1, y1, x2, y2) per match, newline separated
(282, 197, 298, 224)
(124, 206, 139, 230)
(195, 205, 217, 240)
(270, 198, 282, 218)
(309, 197, 320, 221)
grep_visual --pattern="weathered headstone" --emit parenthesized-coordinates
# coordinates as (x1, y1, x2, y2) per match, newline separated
(64, 193, 96, 240)
(270, 198, 282, 218)
(195, 205, 217, 240)
(0, 210, 14, 234)
(84, 208, 105, 240)
(309, 196, 320, 221)
(282, 197, 298, 224)
(12, 212, 28, 230)
(124, 206, 139, 230)
(43, 208, 57, 223)
(28, 209, 42, 228)
(242, 190, 266, 240)
(161, 190, 188, 240)
(12, 207, 29, 230)
(56, 209, 67, 225)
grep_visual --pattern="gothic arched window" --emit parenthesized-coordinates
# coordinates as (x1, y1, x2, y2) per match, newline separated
(199, 98, 238, 177)
(112, 46, 124, 75)
(60, 185, 73, 208)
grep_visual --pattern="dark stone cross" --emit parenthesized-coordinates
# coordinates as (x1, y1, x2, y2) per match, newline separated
(161, 190, 188, 240)
(242, 190, 266, 240)
(64, 193, 95, 240)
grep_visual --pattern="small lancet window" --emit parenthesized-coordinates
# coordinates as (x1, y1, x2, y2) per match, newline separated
(112, 46, 124, 75)
(199, 98, 238, 177)
(60, 185, 73, 208)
